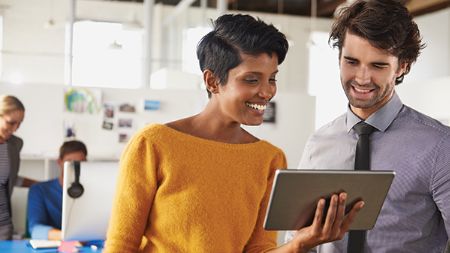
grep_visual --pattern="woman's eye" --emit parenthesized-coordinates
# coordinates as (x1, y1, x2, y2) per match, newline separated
(245, 79, 258, 84)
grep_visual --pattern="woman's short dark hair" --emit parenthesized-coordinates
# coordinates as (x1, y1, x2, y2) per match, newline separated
(329, 0, 425, 85)
(197, 14, 289, 97)
(59, 140, 88, 160)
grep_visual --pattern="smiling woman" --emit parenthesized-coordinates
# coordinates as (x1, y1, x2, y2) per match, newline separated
(0, 95, 37, 240)
(103, 14, 363, 253)
(204, 52, 278, 128)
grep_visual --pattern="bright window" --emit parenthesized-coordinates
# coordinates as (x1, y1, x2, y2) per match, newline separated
(182, 26, 211, 75)
(71, 21, 144, 88)
(308, 31, 346, 129)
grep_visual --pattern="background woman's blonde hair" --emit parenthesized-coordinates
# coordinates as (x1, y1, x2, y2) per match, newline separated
(0, 95, 25, 116)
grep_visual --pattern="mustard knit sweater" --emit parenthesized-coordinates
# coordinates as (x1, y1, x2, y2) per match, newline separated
(104, 124, 287, 253)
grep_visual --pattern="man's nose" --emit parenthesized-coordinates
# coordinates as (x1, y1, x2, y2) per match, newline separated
(355, 66, 371, 85)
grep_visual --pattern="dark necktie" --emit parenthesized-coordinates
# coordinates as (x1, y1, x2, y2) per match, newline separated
(347, 121, 375, 253)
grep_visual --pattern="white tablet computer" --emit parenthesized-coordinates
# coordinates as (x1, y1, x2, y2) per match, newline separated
(263, 169, 395, 231)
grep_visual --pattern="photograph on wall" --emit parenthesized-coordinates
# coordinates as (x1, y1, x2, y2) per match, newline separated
(118, 118, 133, 128)
(263, 101, 276, 123)
(119, 103, 136, 113)
(64, 87, 102, 114)
(103, 103, 115, 118)
(143, 100, 161, 111)
(102, 120, 114, 130)
(118, 133, 129, 143)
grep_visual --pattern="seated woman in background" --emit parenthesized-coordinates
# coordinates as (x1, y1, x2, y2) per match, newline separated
(104, 14, 364, 253)
(0, 95, 38, 240)
(27, 140, 87, 240)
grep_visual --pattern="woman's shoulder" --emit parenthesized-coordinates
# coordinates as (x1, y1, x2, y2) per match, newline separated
(256, 140, 286, 158)
(132, 123, 199, 144)
(8, 135, 23, 150)
(132, 123, 173, 141)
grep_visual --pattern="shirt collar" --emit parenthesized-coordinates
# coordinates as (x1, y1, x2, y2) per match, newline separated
(346, 92, 403, 133)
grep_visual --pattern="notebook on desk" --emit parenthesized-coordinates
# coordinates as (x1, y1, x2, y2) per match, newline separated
(263, 169, 395, 231)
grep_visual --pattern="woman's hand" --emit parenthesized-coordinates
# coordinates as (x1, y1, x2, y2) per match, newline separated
(288, 192, 364, 253)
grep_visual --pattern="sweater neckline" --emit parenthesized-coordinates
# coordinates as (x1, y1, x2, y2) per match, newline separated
(155, 124, 266, 147)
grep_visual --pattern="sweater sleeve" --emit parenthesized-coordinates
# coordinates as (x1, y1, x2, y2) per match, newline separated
(244, 149, 288, 253)
(27, 184, 52, 239)
(104, 132, 159, 253)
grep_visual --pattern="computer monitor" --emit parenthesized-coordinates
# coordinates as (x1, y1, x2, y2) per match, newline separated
(61, 161, 119, 241)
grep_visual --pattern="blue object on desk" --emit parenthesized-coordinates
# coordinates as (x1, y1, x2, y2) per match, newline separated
(0, 240, 103, 253)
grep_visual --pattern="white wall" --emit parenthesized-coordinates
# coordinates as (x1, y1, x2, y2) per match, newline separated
(396, 8, 450, 124)
(407, 8, 450, 83)
(397, 75, 450, 124)
(390, 9, 450, 123)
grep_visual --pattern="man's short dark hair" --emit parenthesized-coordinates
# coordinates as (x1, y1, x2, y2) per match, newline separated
(197, 14, 289, 97)
(329, 0, 425, 85)
(59, 140, 88, 160)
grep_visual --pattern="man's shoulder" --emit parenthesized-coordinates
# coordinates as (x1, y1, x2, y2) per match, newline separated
(312, 114, 347, 138)
(401, 105, 450, 136)
(30, 179, 59, 192)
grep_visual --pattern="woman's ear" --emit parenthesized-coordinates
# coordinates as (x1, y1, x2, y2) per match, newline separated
(203, 70, 219, 94)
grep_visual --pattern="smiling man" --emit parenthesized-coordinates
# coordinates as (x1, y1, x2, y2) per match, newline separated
(285, 0, 450, 253)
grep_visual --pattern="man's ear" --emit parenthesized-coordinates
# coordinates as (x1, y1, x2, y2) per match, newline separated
(57, 158, 64, 169)
(203, 70, 219, 94)
(397, 61, 409, 77)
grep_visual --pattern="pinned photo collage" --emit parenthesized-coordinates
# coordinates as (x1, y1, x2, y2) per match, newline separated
(102, 102, 137, 144)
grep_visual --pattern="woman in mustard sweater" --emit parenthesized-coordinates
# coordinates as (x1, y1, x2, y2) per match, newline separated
(104, 14, 363, 253)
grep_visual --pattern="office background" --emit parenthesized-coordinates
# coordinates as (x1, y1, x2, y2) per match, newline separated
(0, 0, 449, 242)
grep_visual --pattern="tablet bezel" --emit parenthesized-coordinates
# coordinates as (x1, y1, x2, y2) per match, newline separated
(263, 169, 395, 231)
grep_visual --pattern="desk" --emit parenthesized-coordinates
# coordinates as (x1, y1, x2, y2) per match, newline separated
(0, 240, 103, 253)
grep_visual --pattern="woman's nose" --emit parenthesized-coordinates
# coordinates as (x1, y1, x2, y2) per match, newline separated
(258, 83, 275, 101)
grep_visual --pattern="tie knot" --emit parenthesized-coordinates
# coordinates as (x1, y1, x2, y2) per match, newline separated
(353, 121, 375, 135)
